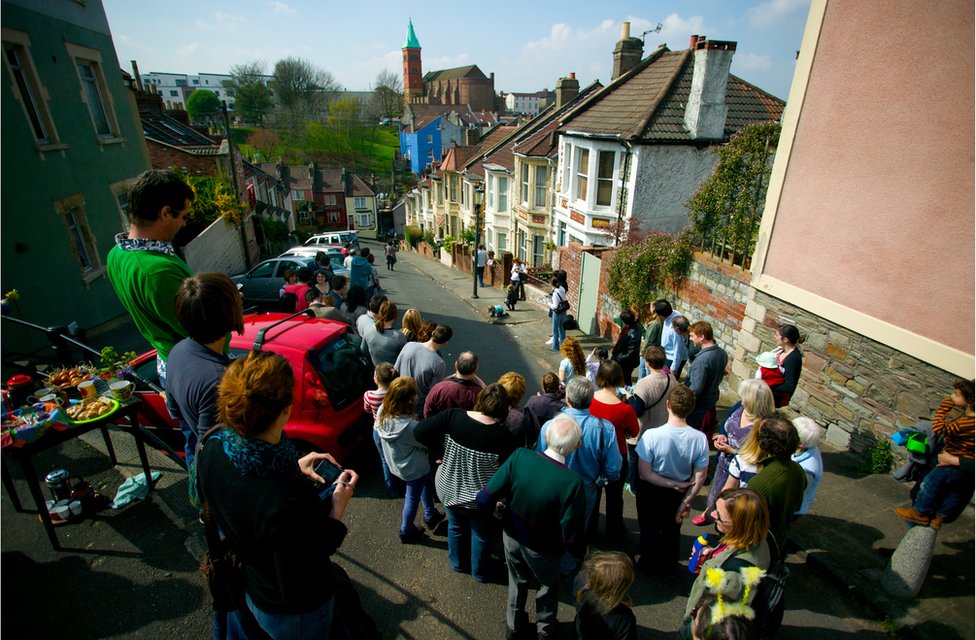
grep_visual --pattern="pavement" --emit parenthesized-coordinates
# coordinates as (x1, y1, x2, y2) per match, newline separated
(2, 240, 970, 639)
(388, 240, 974, 640)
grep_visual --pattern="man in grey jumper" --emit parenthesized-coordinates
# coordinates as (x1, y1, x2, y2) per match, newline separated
(684, 321, 728, 434)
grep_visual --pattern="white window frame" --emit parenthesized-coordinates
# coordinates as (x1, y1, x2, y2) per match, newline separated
(292, 190, 304, 201)
(575, 147, 589, 202)
(2, 29, 61, 149)
(497, 176, 508, 212)
(497, 231, 507, 252)
(65, 42, 121, 143)
(109, 177, 140, 230)
(520, 163, 529, 206)
(487, 175, 495, 209)
(54, 194, 104, 283)
(354, 196, 367, 210)
(596, 150, 615, 207)
(534, 165, 547, 209)
(357, 212, 372, 227)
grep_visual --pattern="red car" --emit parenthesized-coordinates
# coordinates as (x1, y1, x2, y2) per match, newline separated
(128, 312, 373, 465)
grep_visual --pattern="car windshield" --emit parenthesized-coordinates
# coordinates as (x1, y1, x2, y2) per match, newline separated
(307, 332, 370, 410)
(340, 233, 357, 243)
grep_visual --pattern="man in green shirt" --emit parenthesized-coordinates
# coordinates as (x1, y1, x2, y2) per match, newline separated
(107, 170, 195, 386)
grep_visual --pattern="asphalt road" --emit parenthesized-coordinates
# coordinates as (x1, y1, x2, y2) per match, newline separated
(0, 248, 897, 639)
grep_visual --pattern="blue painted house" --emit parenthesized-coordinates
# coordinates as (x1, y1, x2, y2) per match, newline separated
(399, 113, 442, 175)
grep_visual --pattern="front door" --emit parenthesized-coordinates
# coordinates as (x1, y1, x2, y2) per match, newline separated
(577, 251, 601, 335)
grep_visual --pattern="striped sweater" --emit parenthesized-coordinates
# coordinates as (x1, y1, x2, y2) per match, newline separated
(933, 397, 975, 459)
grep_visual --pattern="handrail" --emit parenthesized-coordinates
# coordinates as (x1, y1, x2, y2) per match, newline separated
(253, 308, 315, 351)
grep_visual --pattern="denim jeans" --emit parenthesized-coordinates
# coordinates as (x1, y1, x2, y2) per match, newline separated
(551, 311, 567, 352)
(913, 464, 975, 522)
(446, 505, 497, 581)
(401, 474, 437, 535)
(246, 592, 333, 640)
(372, 430, 403, 497)
(627, 443, 639, 486)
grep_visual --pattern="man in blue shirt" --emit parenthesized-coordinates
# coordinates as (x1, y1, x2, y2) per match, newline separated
(662, 313, 690, 377)
(349, 247, 372, 290)
(537, 378, 622, 542)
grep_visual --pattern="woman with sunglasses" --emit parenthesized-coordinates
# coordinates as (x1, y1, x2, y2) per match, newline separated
(682, 488, 771, 637)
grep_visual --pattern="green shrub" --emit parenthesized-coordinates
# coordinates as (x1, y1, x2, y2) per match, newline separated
(422, 229, 435, 247)
(606, 231, 694, 311)
(404, 225, 422, 248)
(441, 235, 457, 253)
(861, 439, 894, 474)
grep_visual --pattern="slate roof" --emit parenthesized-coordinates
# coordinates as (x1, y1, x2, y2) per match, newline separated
(423, 65, 487, 83)
(561, 46, 784, 143)
(140, 110, 217, 147)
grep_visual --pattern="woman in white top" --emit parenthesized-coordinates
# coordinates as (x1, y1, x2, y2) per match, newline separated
(548, 276, 568, 352)
(510, 258, 527, 301)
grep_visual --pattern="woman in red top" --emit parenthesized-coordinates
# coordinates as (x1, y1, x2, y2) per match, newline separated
(589, 360, 639, 540)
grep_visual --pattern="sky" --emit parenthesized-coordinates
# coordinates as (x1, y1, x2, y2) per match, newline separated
(103, 0, 811, 101)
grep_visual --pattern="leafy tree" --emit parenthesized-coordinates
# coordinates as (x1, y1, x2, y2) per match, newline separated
(371, 69, 403, 120)
(686, 122, 780, 266)
(185, 89, 221, 124)
(247, 129, 282, 161)
(226, 62, 274, 125)
(271, 57, 342, 128)
(327, 96, 362, 138)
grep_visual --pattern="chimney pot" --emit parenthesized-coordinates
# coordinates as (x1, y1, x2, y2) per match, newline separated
(621, 21, 631, 39)
(569, 72, 576, 79)
(690, 34, 699, 49)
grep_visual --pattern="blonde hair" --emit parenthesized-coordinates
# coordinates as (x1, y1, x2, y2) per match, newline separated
(736, 427, 765, 466)
(497, 372, 526, 406)
(561, 337, 586, 379)
(737, 379, 775, 420)
(580, 552, 635, 613)
(718, 488, 769, 550)
(401, 308, 422, 341)
(379, 376, 417, 428)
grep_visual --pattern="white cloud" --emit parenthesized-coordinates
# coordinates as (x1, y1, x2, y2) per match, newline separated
(195, 11, 247, 32)
(271, 1, 297, 16)
(733, 52, 773, 72)
(747, 0, 809, 28)
(176, 42, 200, 58)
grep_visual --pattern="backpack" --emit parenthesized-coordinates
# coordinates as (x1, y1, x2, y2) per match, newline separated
(724, 534, 789, 636)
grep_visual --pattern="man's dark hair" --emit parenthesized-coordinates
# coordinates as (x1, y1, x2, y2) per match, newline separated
(667, 385, 696, 418)
(757, 412, 800, 458)
(643, 345, 666, 369)
(620, 310, 637, 326)
(360, 247, 371, 259)
(368, 294, 388, 314)
(174, 273, 244, 343)
(456, 351, 478, 375)
(954, 379, 975, 408)
(297, 267, 313, 284)
(673, 315, 690, 334)
(652, 299, 673, 318)
(128, 170, 195, 224)
(432, 324, 453, 345)
(332, 275, 347, 291)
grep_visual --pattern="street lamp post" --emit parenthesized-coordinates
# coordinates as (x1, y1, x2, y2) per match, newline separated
(472, 184, 484, 299)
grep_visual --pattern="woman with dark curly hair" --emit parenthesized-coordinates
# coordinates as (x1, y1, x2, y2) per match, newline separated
(197, 351, 359, 639)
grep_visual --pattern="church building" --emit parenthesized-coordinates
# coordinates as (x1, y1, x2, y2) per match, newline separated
(402, 19, 496, 112)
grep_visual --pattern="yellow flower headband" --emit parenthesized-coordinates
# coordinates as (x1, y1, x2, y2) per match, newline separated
(702, 566, 766, 623)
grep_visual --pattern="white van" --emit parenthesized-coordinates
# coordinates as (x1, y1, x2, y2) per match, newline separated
(305, 231, 360, 250)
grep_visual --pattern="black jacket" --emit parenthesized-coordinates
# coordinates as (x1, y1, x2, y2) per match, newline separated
(198, 437, 347, 614)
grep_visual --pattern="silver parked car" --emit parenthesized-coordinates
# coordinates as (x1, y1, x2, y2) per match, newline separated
(231, 257, 318, 305)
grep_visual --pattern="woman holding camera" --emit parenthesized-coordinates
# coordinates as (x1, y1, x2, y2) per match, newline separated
(198, 351, 358, 639)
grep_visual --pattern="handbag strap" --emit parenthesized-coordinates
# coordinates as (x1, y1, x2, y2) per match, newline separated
(648, 376, 673, 410)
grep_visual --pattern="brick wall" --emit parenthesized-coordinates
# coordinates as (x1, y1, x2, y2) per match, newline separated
(148, 141, 220, 176)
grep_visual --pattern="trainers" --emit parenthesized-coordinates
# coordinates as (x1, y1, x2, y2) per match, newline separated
(545, 337, 553, 345)
(624, 483, 636, 497)
(399, 525, 425, 544)
(894, 506, 931, 527)
(424, 510, 446, 531)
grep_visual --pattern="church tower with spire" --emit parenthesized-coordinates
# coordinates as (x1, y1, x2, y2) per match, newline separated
(402, 19, 424, 104)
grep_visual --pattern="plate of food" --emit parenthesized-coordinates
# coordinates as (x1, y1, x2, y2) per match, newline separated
(66, 397, 119, 423)
(46, 367, 93, 393)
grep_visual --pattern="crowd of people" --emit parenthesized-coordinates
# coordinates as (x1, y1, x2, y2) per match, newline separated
(105, 170, 973, 640)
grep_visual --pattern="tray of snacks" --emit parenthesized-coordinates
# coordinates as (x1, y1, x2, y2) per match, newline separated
(66, 397, 119, 424)
(1, 402, 67, 448)
(45, 367, 94, 393)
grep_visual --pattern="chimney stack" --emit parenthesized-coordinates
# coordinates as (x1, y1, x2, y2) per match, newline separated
(555, 73, 579, 109)
(683, 37, 736, 140)
(612, 21, 644, 81)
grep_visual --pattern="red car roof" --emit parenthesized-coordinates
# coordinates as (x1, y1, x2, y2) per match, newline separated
(231, 313, 349, 351)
